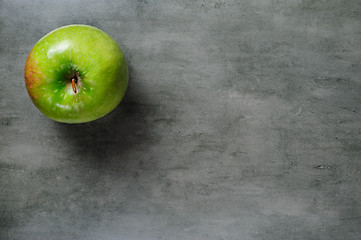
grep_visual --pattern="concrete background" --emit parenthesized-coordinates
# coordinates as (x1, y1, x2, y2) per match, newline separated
(1, 0, 361, 239)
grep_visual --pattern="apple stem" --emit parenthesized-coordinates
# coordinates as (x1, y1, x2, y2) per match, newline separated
(71, 78, 77, 93)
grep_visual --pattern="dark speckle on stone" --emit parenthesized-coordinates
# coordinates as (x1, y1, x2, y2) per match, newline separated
(0, 117, 19, 126)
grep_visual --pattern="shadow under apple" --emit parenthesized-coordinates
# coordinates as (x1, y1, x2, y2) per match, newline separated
(53, 66, 159, 169)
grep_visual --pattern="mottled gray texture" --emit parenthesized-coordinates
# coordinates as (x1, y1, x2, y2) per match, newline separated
(1, 0, 361, 239)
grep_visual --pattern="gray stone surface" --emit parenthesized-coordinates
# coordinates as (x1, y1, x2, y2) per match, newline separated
(1, 0, 361, 239)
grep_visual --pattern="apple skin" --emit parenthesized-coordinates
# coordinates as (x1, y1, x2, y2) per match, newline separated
(24, 25, 128, 123)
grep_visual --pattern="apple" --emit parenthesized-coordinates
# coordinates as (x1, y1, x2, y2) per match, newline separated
(24, 24, 128, 123)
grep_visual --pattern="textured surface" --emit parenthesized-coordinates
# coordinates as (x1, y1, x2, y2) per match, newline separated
(1, 0, 361, 239)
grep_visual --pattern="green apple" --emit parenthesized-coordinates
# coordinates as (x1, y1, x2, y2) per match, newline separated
(24, 24, 128, 123)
